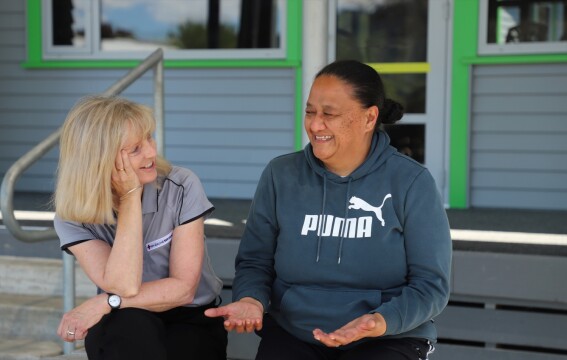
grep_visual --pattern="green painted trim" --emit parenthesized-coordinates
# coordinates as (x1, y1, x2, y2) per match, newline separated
(286, 0, 302, 65)
(26, 0, 42, 65)
(288, 1, 304, 150)
(294, 67, 303, 151)
(24, 0, 302, 69)
(449, 0, 479, 208)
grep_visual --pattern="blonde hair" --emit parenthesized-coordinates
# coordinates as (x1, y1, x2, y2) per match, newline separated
(55, 95, 171, 224)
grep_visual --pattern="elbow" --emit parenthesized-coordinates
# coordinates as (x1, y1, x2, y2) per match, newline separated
(176, 282, 197, 306)
(106, 283, 141, 298)
(179, 290, 195, 306)
(120, 286, 141, 298)
(101, 273, 142, 298)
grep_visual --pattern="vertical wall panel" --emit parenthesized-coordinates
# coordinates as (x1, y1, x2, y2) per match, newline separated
(470, 64, 567, 210)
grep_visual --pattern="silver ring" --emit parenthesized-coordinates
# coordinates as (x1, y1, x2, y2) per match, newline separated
(67, 330, 75, 336)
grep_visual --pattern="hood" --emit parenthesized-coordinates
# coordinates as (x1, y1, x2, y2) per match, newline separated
(303, 130, 397, 264)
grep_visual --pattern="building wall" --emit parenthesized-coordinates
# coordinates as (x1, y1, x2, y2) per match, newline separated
(470, 63, 567, 210)
(0, 0, 296, 199)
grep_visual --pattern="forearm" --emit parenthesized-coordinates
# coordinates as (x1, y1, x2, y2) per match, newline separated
(103, 196, 144, 296)
(119, 277, 200, 312)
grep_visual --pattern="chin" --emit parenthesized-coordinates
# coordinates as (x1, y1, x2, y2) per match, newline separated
(139, 172, 158, 185)
(313, 148, 331, 160)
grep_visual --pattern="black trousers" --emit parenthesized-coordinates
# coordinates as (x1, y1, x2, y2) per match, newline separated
(85, 303, 227, 360)
(255, 314, 434, 360)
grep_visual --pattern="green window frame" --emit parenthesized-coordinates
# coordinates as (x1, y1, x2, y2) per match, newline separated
(450, 0, 567, 208)
(24, 0, 302, 69)
(478, 0, 567, 55)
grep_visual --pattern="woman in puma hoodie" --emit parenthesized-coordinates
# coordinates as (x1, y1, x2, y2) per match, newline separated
(205, 60, 452, 360)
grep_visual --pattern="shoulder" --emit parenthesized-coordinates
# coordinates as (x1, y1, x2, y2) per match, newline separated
(160, 166, 202, 190)
(54, 215, 102, 245)
(268, 150, 305, 171)
(165, 166, 197, 182)
(388, 151, 428, 176)
(379, 151, 438, 192)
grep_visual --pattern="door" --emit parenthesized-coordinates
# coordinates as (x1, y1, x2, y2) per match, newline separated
(327, 0, 451, 201)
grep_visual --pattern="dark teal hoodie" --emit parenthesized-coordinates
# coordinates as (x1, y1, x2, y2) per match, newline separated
(233, 131, 452, 345)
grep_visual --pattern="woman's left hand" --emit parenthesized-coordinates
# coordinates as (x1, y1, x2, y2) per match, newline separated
(57, 293, 109, 342)
(313, 313, 387, 348)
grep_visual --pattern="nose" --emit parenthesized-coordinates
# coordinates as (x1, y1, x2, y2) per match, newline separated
(142, 138, 157, 158)
(307, 112, 326, 133)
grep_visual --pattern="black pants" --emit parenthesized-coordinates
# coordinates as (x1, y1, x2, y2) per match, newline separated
(255, 314, 434, 360)
(85, 303, 227, 360)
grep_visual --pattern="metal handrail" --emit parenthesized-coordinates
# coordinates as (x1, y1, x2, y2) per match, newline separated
(0, 48, 164, 355)
(0, 48, 164, 242)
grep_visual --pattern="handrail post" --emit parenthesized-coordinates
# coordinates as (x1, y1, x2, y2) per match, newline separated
(154, 57, 165, 156)
(62, 252, 76, 355)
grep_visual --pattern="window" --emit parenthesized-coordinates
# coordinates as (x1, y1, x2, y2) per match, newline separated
(479, 0, 567, 54)
(335, 0, 428, 114)
(43, 0, 286, 60)
(334, 0, 428, 164)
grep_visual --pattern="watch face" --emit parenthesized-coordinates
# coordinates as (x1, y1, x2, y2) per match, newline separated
(108, 295, 121, 308)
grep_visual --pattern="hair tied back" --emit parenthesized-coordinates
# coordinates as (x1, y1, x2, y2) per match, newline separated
(380, 98, 404, 125)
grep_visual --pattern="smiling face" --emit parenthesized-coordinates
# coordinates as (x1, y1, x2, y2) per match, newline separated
(117, 124, 157, 185)
(304, 75, 378, 176)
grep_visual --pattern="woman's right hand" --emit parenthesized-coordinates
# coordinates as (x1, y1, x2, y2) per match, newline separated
(112, 149, 141, 200)
(57, 293, 109, 342)
(204, 297, 264, 333)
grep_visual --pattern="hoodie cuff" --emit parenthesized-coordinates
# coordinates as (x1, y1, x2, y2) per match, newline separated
(234, 292, 269, 314)
(372, 305, 402, 336)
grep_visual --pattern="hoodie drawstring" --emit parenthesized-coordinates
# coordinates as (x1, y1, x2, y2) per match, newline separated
(315, 174, 327, 262)
(337, 178, 352, 264)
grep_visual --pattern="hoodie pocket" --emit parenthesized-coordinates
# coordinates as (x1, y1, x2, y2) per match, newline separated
(278, 286, 382, 334)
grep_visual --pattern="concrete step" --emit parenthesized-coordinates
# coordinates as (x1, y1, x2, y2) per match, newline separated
(0, 293, 63, 342)
(0, 256, 90, 360)
(0, 255, 96, 298)
(0, 337, 62, 360)
(0, 293, 86, 359)
(42, 352, 87, 360)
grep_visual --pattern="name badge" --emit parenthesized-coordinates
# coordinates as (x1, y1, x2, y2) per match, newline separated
(146, 231, 173, 252)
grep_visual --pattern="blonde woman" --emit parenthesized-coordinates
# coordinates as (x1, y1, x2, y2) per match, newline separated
(54, 96, 226, 360)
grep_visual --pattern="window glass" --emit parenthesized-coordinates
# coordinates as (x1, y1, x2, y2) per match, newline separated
(45, 0, 286, 59)
(335, 0, 427, 63)
(381, 73, 426, 114)
(384, 124, 425, 164)
(100, 0, 281, 51)
(51, 0, 88, 48)
(487, 0, 567, 44)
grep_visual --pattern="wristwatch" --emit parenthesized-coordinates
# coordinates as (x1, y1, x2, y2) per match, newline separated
(107, 293, 122, 311)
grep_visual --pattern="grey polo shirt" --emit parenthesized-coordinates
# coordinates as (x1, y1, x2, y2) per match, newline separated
(54, 166, 223, 306)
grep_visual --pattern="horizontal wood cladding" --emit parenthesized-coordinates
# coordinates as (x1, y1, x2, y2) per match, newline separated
(470, 64, 567, 210)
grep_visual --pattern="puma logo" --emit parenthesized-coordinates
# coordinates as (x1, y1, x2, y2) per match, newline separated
(348, 194, 392, 226)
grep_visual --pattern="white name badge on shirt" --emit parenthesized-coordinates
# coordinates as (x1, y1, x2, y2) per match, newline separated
(146, 231, 173, 252)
